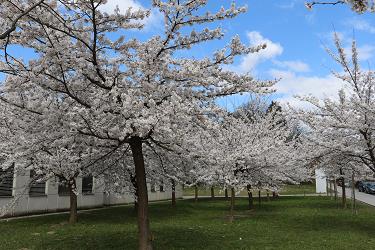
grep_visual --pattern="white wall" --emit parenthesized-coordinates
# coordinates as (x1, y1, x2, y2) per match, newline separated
(315, 169, 327, 193)
(0, 167, 183, 217)
(104, 183, 183, 205)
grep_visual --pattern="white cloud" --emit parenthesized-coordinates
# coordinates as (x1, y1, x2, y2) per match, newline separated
(345, 18, 375, 34)
(272, 70, 345, 108)
(341, 44, 375, 61)
(225, 31, 346, 109)
(305, 12, 316, 25)
(273, 60, 310, 72)
(356, 45, 375, 61)
(99, 0, 163, 31)
(100, 0, 143, 12)
(239, 31, 283, 72)
(268, 69, 296, 79)
(276, 0, 301, 9)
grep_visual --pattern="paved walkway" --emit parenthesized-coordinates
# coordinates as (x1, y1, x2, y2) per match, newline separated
(336, 188, 375, 207)
(182, 194, 320, 199)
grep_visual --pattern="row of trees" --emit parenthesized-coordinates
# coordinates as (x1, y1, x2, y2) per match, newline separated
(0, 1, 310, 250)
(2, 1, 371, 249)
(292, 33, 375, 212)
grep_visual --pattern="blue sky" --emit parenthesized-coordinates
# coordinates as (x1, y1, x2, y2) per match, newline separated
(101, 0, 375, 109)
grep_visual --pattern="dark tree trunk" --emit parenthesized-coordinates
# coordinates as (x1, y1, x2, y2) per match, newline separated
(194, 185, 198, 202)
(171, 179, 176, 207)
(210, 186, 215, 199)
(272, 191, 277, 199)
(334, 177, 338, 201)
(246, 185, 253, 209)
(130, 137, 153, 250)
(225, 188, 228, 199)
(68, 180, 77, 224)
(351, 172, 357, 214)
(340, 169, 346, 209)
(229, 187, 235, 222)
(131, 175, 138, 211)
(266, 191, 270, 202)
(341, 180, 347, 208)
(258, 190, 261, 207)
(329, 178, 333, 200)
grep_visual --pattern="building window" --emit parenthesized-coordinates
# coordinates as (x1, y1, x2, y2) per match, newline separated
(82, 174, 93, 194)
(0, 166, 14, 197)
(58, 178, 70, 196)
(29, 170, 46, 196)
(150, 182, 156, 193)
(159, 180, 164, 192)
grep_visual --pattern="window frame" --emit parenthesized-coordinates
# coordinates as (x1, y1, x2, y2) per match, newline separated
(82, 174, 94, 195)
(0, 165, 14, 197)
(57, 177, 70, 196)
(29, 170, 47, 197)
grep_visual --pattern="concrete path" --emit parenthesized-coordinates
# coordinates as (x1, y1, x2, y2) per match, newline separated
(182, 194, 320, 200)
(337, 188, 375, 207)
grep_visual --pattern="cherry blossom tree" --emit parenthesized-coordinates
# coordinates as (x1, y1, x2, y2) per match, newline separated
(0, 1, 273, 249)
(0, 94, 126, 223)
(295, 34, 375, 176)
(197, 102, 308, 221)
(0, 0, 45, 40)
(305, 0, 375, 12)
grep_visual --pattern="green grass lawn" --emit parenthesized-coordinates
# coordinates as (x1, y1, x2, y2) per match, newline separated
(0, 197, 374, 250)
(183, 182, 316, 197)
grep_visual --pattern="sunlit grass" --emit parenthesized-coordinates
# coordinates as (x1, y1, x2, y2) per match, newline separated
(0, 196, 374, 250)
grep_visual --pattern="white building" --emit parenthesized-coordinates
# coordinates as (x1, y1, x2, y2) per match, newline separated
(315, 169, 327, 194)
(0, 166, 182, 217)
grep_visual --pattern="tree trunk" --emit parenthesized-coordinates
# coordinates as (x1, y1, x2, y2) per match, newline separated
(272, 191, 278, 199)
(341, 180, 347, 208)
(130, 137, 153, 250)
(326, 179, 329, 197)
(171, 179, 176, 207)
(210, 186, 215, 199)
(334, 177, 337, 201)
(194, 185, 198, 203)
(340, 169, 346, 209)
(329, 178, 333, 200)
(225, 188, 228, 199)
(229, 187, 235, 222)
(68, 180, 78, 224)
(351, 172, 357, 214)
(246, 185, 253, 209)
(131, 175, 138, 211)
(266, 190, 270, 202)
(258, 190, 261, 207)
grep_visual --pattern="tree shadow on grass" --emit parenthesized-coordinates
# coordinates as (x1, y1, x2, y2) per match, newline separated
(20, 225, 216, 250)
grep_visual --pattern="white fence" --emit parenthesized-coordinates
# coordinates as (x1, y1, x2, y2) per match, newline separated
(0, 168, 182, 217)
